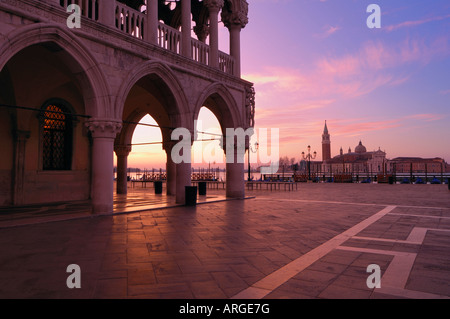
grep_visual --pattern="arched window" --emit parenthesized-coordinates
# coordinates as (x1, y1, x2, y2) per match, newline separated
(41, 103, 73, 170)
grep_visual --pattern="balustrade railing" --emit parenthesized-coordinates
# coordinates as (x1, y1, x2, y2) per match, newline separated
(37, 0, 235, 75)
(58, 0, 99, 21)
(157, 22, 181, 54)
(191, 38, 209, 66)
(115, 1, 146, 39)
(219, 51, 234, 75)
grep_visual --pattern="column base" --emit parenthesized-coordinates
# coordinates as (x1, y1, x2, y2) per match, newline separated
(226, 189, 246, 199)
(226, 162, 245, 199)
(92, 203, 113, 215)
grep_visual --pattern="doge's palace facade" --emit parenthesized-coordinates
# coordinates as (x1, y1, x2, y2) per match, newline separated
(0, 0, 254, 214)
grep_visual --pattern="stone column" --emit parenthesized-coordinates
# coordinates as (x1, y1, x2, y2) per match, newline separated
(166, 156, 177, 196)
(86, 119, 122, 214)
(147, 0, 158, 44)
(175, 147, 192, 205)
(170, 131, 193, 204)
(114, 145, 132, 195)
(204, 0, 224, 68)
(222, 0, 249, 77)
(100, 0, 116, 27)
(12, 130, 30, 205)
(181, 0, 192, 58)
(229, 24, 241, 76)
(163, 141, 177, 196)
(225, 143, 246, 199)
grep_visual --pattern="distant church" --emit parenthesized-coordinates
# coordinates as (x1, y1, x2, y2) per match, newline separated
(320, 121, 387, 174)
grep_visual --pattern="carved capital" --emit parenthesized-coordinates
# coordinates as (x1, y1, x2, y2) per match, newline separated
(85, 119, 122, 139)
(204, 0, 224, 12)
(193, 24, 210, 42)
(114, 145, 132, 157)
(222, 0, 249, 29)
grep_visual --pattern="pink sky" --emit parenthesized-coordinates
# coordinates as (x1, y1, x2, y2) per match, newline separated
(124, 0, 450, 169)
(239, 0, 450, 163)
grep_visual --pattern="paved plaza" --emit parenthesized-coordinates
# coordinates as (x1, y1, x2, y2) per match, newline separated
(0, 183, 449, 299)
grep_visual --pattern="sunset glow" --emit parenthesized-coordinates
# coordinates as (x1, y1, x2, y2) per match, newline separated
(127, 0, 450, 168)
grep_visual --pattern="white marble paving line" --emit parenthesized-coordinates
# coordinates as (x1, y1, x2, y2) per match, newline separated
(336, 245, 449, 299)
(231, 206, 397, 299)
(337, 226, 450, 299)
(389, 213, 450, 220)
(351, 227, 450, 245)
(257, 198, 450, 210)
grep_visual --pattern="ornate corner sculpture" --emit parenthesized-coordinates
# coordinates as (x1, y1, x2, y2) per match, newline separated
(221, 0, 249, 29)
(245, 85, 256, 128)
(204, 0, 225, 11)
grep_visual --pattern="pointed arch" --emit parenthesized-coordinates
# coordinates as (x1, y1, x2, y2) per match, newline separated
(193, 82, 242, 134)
(0, 23, 111, 118)
(115, 61, 190, 129)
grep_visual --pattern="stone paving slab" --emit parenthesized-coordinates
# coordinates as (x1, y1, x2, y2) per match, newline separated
(0, 183, 449, 299)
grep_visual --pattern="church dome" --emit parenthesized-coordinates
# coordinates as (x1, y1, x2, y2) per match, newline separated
(355, 141, 367, 153)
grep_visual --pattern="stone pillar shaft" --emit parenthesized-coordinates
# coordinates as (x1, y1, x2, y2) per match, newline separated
(166, 153, 177, 196)
(86, 120, 122, 214)
(204, 0, 224, 68)
(147, 0, 158, 44)
(163, 141, 177, 196)
(222, 0, 249, 77)
(100, 0, 115, 27)
(114, 145, 131, 195)
(229, 24, 241, 76)
(12, 130, 30, 205)
(181, 0, 192, 58)
(225, 145, 245, 198)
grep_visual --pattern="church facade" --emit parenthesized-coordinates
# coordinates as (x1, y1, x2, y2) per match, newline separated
(320, 121, 388, 175)
(0, 0, 255, 213)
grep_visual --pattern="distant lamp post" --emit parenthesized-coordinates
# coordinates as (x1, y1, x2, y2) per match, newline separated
(248, 141, 259, 181)
(302, 145, 317, 180)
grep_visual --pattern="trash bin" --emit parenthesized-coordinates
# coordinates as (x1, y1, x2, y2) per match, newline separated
(154, 181, 163, 194)
(198, 182, 207, 196)
(388, 176, 394, 184)
(185, 186, 197, 206)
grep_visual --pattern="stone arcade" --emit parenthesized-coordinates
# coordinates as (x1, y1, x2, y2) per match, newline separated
(0, 0, 255, 214)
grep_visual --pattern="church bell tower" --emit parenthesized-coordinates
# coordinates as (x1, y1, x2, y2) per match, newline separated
(322, 120, 331, 162)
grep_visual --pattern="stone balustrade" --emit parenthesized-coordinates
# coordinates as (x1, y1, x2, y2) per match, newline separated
(157, 22, 181, 55)
(39, 0, 236, 75)
(58, 0, 99, 21)
(191, 37, 210, 66)
(115, 1, 146, 39)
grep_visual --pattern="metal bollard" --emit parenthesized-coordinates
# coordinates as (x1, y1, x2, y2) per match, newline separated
(154, 181, 163, 194)
(185, 186, 197, 206)
(198, 182, 207, 196)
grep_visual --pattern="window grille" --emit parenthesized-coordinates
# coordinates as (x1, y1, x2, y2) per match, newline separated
(42, 104, 72, 170)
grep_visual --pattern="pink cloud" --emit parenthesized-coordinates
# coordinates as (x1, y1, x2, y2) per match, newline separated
(385, 14, 450, 32)
(405, 114, 446, 122)
(333, 119, 402, 136)
(247, 35, 450, 112)
(244, 34, 450, 156)
(314, 25, 341, 39)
